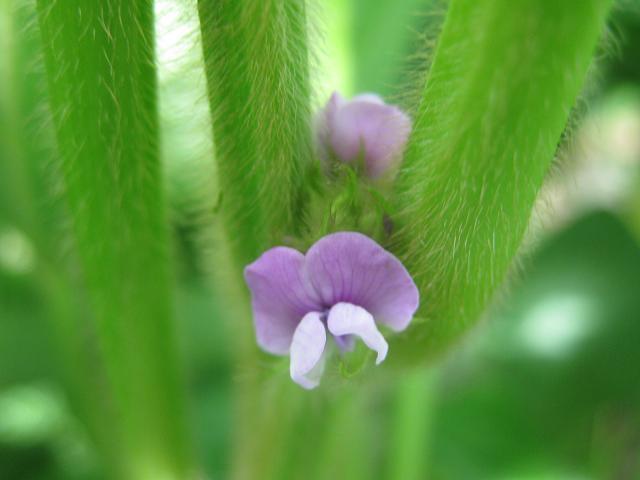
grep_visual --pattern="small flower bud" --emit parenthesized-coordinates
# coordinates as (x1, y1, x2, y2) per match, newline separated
(317, 92, 412, 179)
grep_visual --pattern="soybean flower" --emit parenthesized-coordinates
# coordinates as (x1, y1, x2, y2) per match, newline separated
(244, 232, 419, 389)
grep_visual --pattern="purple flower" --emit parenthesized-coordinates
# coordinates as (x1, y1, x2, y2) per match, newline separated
(317, 92, 412, 179)
(244, 232, 419, 389)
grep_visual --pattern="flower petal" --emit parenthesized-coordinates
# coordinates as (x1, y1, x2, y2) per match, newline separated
(290, 312, 327, 389)
(327, 302, 388, 364)
(352, 93, 384, 105)
(306, 232, 419, 331)
(244, 247, 322, 355)
(329, 98, 411, 178)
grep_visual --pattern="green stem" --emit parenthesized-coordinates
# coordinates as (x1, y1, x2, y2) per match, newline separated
(1, 0, 119, 468)
(310, 390, 372, 480)
(392, 0, 613, 362)
(385, 369, 436, 480)
(197, 0, 314, 270)
(36, 2, 193, 478)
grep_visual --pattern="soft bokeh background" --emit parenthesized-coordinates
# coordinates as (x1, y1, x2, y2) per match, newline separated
(1, 0, 640, 478)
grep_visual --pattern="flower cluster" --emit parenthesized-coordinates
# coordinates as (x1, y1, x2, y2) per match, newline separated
(244, 93, 417, 389)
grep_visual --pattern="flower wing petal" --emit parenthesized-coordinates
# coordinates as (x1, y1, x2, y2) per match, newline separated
(290, 312, 327, 389)
(244, 247, 322, 355)
(306, 232, 419, 331)
(327, 302, 388, 364)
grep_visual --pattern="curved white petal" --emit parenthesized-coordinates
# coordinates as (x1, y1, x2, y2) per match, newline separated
(327, 302, 388, 364)
(290, 312, 327, 389)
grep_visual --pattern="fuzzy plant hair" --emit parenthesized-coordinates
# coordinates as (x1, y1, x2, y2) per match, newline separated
(389, 0, 614, 363)
(198, 0, 314, 271)
(36, 1, 193, 478)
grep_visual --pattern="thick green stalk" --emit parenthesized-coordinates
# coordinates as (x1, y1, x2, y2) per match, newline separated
(36, 2, 193, 478)
(1, 0, 116, 465)
(197, 0, 313, 270)
(392, 0, 613, 361)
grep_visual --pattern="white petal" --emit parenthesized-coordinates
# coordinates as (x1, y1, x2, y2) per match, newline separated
(290, 312, 327, 389)
(327, 302, 388, 364)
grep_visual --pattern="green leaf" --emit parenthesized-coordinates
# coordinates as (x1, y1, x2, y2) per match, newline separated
(197, 0, 314, 270)
(391, 0, 613, 362)
(36, 2, 193, 478)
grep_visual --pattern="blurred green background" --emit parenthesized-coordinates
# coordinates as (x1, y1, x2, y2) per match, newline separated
(1, 0, 640, 479)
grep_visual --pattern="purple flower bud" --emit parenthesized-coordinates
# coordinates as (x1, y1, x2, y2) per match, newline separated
(317, 92, 412, 179)
(244, 232, 419, 389)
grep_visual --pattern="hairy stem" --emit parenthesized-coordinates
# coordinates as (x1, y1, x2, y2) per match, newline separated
(198, 0, 313, 271)
(36, 2, 193, 478)
(392, 0, 613, 362)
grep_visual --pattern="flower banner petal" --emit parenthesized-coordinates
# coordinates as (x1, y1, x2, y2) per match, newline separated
(306, 232, 419, 331)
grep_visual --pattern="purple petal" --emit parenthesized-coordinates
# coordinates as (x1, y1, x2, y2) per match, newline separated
(327, 303, 388, 364)
(290, 312, 327, 389)
(244, 247, 322, 355)
(352, 93, 384, 105)
(323, 93, 411, 178)
(306, 232, 419, 331)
